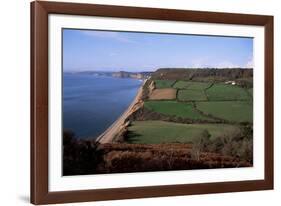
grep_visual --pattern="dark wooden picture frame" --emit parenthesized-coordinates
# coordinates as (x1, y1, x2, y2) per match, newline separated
(31, 1, 274, 204)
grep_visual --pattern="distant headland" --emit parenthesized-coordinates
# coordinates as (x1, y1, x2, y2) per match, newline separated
(64, 68, 253, 81)
(64, 70, 153, 80)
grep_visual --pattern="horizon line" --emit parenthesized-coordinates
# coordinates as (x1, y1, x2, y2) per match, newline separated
(63, 67, 253, 73)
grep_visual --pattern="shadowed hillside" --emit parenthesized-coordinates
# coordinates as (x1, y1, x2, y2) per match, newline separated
(151, 68, 253, 82)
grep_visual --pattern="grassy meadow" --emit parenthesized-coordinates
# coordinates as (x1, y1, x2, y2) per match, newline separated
(178, 89, 207, 101)
(144, 101, 212, 120)
(127, 121, 241, 144)
(154, 80, 176, 88)
(196, 101, 253, 122)
(206, 84, 251, 101)
(173, 80, 191, 89)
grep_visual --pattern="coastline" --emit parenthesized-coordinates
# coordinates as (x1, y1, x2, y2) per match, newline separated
(95, 80, 146, 144)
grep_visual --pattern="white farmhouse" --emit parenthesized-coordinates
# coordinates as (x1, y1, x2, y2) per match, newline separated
(225, 80, 236, 85)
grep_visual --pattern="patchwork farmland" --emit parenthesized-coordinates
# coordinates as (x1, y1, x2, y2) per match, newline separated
(125, 68, 253, 147)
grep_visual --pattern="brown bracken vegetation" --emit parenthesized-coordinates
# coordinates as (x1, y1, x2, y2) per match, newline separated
(63, 129, 252, 176)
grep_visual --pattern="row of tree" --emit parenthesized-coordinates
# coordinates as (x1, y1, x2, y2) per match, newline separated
(152, 68, 253, 81)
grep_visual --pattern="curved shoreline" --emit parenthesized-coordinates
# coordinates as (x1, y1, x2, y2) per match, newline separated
(96, 80, 145, 144)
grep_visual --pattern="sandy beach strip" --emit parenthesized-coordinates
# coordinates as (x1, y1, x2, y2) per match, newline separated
(96, 80, 145, 144)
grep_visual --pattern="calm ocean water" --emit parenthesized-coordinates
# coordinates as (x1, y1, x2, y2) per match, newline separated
(63, 74, 142, 139)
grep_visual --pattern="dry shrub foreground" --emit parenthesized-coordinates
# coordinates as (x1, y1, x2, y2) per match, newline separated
(63, 131, 252, 176)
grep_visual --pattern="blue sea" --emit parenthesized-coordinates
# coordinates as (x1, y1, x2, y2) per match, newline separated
(63, 73, 142, 139)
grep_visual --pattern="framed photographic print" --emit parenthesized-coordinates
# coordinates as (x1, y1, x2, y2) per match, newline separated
(30, 1, 274, 204)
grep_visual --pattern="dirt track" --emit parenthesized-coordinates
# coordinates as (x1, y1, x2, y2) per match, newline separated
(96, 81, 145, 144)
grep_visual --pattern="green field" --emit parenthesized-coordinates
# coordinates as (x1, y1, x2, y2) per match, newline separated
(206, 84, 250, 101)
(187, 82, 212, 90)
(177, 89, 207, 101)
(248, 88, 253, 97)
(172, 81, 212, 90)
(127, 121, 241, 144)
(154, 80, 175, 88)
(144, 101, 211, 120)
(196, 101, 253, 122)
(173, 80, 191, 89)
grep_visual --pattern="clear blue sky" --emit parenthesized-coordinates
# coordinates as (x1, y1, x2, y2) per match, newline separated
(63, 29, 253, 72)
